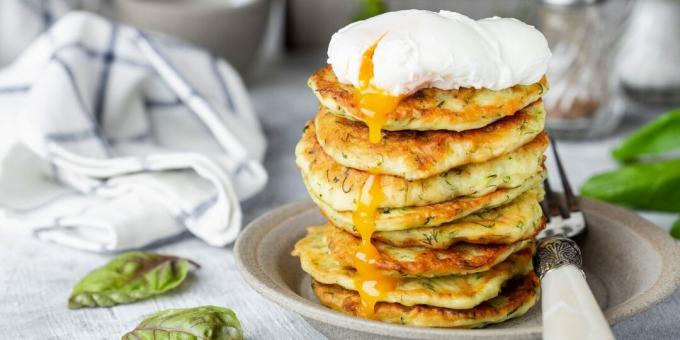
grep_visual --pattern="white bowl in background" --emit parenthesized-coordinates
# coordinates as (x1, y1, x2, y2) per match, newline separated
(114, 0, 270, 76)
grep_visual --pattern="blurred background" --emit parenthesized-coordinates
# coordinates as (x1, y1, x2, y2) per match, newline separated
(96, 0, 680, 225)
(4, 0, 677, 136)
(1, 0, 679, 225)
(88, 0, 679, 140)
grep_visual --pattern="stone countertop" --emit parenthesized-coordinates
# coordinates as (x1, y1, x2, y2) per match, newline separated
(1, 52, 678, 339)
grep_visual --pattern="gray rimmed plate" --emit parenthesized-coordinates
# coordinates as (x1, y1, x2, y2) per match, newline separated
(234, 199, 680, 340)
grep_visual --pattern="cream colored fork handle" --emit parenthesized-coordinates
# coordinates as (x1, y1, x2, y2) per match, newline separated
(542, 265, 615, 340)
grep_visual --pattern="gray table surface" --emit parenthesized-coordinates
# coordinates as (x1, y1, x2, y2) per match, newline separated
(1, 52, 679, 339)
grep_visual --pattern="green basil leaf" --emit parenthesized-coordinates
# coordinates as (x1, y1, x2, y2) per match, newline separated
(612, 108, 680, 162)
(122, 305, 243, 340)
(580, 159, 680, 212)
(68, 251, 198, 309)
(670, 218, 680, 240)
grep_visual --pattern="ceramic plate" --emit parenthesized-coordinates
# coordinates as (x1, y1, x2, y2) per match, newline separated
(235, 199, 680, 340)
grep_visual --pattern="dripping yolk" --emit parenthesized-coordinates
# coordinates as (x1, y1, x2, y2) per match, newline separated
(355, 39, 404, 144)
(350, 40, 401, 318)
(351, 170, 396, 318)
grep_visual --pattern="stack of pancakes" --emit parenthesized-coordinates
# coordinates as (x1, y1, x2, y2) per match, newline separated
(292, 65, 549, 328)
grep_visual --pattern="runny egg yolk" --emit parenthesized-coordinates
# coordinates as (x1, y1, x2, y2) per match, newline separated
(351, 170, 396, 318)
(350, 39, 401, 318)
(355, 39, 404, 144)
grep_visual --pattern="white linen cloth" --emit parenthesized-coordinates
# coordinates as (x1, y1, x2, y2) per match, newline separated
(0, 7, 267, 251)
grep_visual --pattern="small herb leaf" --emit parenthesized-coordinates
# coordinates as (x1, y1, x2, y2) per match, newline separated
(670, 218, 680, 240)
(122, 305, 243, 340)
(580, 159, 680, 212)
(612, 108, 680, 162)
(68, 251, 198, 309)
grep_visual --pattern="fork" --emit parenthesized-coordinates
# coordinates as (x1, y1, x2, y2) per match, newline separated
(535, 137, 615, 340)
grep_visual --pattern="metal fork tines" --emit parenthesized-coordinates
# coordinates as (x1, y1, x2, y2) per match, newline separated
(538, 136, 586, 239)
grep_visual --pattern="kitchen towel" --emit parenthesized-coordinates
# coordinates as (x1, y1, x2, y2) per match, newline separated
(0, 6, 267, 251)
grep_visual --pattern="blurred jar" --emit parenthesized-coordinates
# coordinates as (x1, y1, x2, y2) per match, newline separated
(537, 0, 634, 139)
(617, 0, 680, 105)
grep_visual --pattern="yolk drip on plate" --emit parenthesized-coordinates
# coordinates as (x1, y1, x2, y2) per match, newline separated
(354, 39, 404, 144)
(350, 38, 401, 318)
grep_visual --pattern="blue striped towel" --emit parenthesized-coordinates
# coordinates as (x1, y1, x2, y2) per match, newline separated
(0, 8, 267, 251)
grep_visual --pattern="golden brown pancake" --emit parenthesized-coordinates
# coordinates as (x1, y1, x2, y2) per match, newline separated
(315, 100, 546, 180)
(365, 189, 546, 249)
(309, 65, 548, 132)
(312, 273, 539, 328)
(297, 119, 548, 210)
(325, 224, 535, 278)
(292, 226, 534, 309)
(308, 172, 546, 231)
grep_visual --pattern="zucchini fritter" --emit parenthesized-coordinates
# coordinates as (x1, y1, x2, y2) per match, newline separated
(308, 173, 546, 231)
(309, 65, 548, 132)
(366, 189, 546, 249)
(325, 224, 535, 278)
(297, 119, 547, 210)
(315, 100, 546, 180)
(292, 226, 534, 310)
(312, 273, 539, 328)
